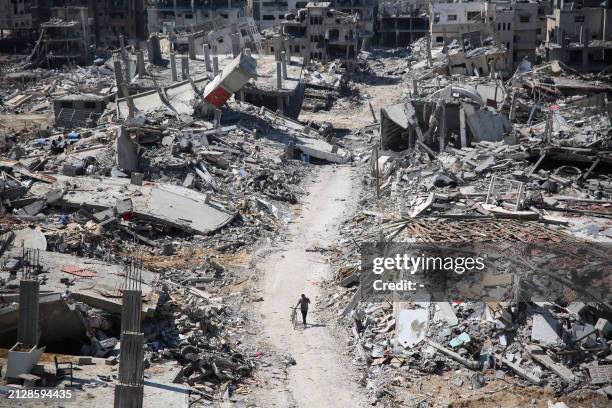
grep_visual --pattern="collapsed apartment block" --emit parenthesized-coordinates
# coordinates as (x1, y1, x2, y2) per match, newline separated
(281, 2, 360, 64)
(380, 84, 512, 152)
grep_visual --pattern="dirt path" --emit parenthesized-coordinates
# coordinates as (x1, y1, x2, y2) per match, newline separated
(254, 165, 367, 408)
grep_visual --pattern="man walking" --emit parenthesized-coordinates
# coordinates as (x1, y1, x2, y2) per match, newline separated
(296, 294, 311, 327)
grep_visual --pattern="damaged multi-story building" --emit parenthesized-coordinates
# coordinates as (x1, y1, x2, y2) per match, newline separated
(250, 0, 307, 29)
(30, 6, 91, 67)
(280, 2, 360, 64)
(430, 1, 551, 70)
(0, 0, 146, 47)
(544, 0, 612, 72)
(375, 0, 429, 48)
(0, 0, 40, 44)
(147, 0, 246, 35)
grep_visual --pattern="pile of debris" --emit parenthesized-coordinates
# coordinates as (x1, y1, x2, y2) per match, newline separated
(321, 48, 612, 406)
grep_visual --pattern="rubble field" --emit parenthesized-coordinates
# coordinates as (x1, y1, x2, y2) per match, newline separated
(0, 3, 611, 408)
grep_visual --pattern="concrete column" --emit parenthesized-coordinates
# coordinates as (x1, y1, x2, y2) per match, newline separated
(281, 51, 288, 79)
(17, 280, 39, 346)
(114, 384, 143, 408)
(203, 43, 211, 72)
(114, 59, 124, 97)
(277, 95, 284, 115)
(439, 103, 446, 152)
(213, 53, 219, 76)
(136, 50, 145, 77)
(147, 40, 155, 64)
(412, 79, 418, 96)
(181, 55, 189, 80)
(188, 35, 196, 60)
(459, 107, 467, 148)
(170, 52, 177, 81)
(214, 109, 222, 134)
(121, 84, 135, 118)
(426, 33, 432, 68)
(231, 33, 241, 58)
(124, 57, 132, 84)
(121, 290, 142, 334)
(274, 34, 282, 61)
(284, 39, 291, 60)
(117, 334, 144, 385)
(276, 61, 282, 89)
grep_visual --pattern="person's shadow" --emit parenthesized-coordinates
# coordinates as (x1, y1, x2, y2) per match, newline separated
(300, 323, 327, 330)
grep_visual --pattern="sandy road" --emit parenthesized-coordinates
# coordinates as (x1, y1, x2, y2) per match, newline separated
(255, 165, 367, 408)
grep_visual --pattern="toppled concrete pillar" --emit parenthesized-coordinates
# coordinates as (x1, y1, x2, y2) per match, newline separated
(136, 50, 145, 77)
(181, 55, 189, 80)
(170, 52, 177, 81)
(203, 43, 211, 72)
(281, 51, 288, 79)
(202, 53, 257, 109)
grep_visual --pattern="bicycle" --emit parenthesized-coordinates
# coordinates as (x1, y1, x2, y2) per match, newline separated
(290, 306, 299, 329)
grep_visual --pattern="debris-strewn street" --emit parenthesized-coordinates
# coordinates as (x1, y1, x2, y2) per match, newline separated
(0, 1, 611, 407)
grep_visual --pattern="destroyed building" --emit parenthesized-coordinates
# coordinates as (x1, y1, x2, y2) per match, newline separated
(30, 6, 91, 67)
(544, 1, 612, 72)
(250, 0, 308, 29)
(281, 2, 360, 64)
(0, 0, 611, 406)
(430, 1, 552, 70)
(147, 0, 246, 34)
(375, 1, 429, 48)
(0, 0, 40, 44)
(0, 0, 146, 47)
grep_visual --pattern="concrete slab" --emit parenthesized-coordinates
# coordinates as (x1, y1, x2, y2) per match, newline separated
(27, 175, 235, 235)
(3, 247, 157, 315)
(397, 307, 429, 348)
(531, 313, 563, 347)
(12, 227, 47, 250)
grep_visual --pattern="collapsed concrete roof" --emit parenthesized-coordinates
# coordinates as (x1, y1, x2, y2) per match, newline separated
(28, 175, 235, 235)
